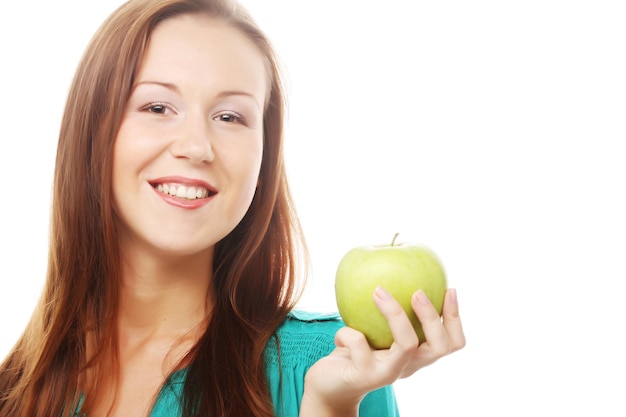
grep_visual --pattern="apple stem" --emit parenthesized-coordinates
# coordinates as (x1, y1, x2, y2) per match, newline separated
(391, 232, 399, 246)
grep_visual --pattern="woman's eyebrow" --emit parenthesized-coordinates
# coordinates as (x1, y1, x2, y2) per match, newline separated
(133, 80, 180, 93)
(132, 82, 261, 109)
(215, 90, 262, 109)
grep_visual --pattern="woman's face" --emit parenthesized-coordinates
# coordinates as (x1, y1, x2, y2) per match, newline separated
(112, 14, 267, 260)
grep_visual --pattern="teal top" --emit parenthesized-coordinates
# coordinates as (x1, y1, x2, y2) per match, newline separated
(76, 311, 400, 416)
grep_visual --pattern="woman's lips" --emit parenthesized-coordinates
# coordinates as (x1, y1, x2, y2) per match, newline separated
(155, 183, 211, 200)
(149, 176, 217, 208)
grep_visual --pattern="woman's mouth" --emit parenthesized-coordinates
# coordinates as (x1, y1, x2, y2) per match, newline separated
(152, 183, 215, 200)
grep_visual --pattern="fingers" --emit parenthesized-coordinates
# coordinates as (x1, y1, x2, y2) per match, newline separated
(404, 288, 466, 373)
(340, 287, 466, 382)
(334, 326, 372, 365)
(412, 289, 452, 356)
(373, 286, 420, 352)
(306, 287, 465, 412)
(442, 288, 466, 351)
(333, 326, 381, 391)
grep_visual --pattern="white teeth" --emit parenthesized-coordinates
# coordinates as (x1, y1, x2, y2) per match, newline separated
(155, 183, 210, 200)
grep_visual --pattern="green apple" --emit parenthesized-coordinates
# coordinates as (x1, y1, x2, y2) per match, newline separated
(334, 233, 447, 349)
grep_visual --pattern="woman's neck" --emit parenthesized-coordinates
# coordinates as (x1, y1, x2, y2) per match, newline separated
(117, 247, 214, 342)
(87, 248, 215, 415)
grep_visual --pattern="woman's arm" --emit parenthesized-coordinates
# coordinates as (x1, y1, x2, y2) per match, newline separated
(299, 287, 465, 417)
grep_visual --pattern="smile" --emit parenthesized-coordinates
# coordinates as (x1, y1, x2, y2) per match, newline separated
(153, 183, 214, 200)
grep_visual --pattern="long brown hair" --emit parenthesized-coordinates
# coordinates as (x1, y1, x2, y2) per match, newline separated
(0, 0, 306, 416)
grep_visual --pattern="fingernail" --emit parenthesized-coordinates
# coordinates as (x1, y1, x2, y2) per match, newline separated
(449, 288, 458, 304)
(414, 290, 429, 305)
(374, 286, 392, 301)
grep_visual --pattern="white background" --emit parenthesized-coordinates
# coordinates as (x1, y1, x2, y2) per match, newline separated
(1, 1, 625, 415)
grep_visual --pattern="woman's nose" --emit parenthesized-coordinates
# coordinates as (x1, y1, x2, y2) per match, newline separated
(169, 112, 215, 164)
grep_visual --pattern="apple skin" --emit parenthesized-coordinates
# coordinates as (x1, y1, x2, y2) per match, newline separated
(334, 239, 447, 349)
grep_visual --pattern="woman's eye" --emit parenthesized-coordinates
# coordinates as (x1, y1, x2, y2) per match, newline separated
(215, 112, 243, 124)
(142, 102, 172, 115)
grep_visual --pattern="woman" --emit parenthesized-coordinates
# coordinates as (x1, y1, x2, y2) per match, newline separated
(0, 0, 465, 416)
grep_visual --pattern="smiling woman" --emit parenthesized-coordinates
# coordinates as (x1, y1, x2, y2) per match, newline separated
(113, 16, 266, 259)
(0, 1, 465, 417)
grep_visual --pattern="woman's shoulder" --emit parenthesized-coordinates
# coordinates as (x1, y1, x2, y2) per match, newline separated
(279, 309, 345, 334)
(264, 309, 344, 367)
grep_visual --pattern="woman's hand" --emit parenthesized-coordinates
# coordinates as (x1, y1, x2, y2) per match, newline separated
(299, 287, 465, 417)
